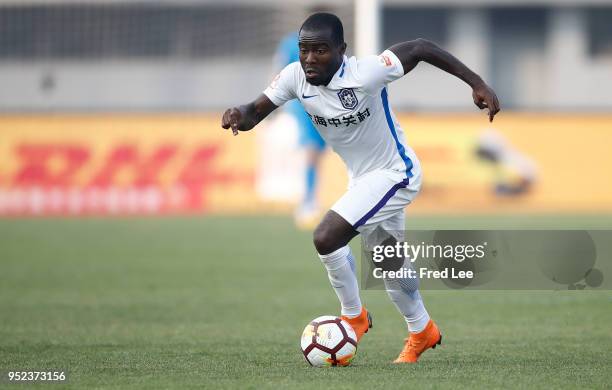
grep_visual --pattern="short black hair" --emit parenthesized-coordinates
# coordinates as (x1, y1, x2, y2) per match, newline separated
(299, 12, 344, 46)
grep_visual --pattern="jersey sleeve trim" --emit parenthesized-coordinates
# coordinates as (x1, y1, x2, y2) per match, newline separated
(262, 62, 299, 107)
(263, 89, 285, 107)
(380, 49, 405, 79)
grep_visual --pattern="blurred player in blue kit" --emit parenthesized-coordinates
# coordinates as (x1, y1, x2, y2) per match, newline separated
(275, 32, 326, 228)
(222, 13, 500, 363)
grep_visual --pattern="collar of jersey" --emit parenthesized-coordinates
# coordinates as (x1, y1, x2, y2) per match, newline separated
(325, 55, 349, 89)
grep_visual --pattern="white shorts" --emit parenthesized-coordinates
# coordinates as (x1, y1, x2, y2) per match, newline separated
(331, 168, 422, 237)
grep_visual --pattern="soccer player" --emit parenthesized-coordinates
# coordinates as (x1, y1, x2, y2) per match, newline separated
(275, 32, 327, 228)
(222, 13, 500, 363)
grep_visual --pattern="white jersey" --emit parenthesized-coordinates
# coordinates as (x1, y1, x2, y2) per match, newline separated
(263, 50, 420, 182)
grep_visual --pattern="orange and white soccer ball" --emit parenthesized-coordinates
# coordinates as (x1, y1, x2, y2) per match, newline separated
(300, 315, 358, 367)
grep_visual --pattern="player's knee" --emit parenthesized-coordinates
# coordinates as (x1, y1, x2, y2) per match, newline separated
(313, 210, 357, 255)
(313, 224, 340, 255)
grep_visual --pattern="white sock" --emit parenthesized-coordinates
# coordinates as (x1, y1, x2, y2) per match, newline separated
(384, 277, 430, 333)
(318, 246, 362, 318)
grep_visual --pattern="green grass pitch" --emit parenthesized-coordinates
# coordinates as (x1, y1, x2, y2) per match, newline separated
(1, 215, 611, 389)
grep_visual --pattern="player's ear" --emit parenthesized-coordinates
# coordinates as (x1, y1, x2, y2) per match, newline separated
(339, 42, 347, 55)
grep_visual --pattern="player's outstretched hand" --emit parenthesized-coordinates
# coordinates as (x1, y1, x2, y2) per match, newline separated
(472, 83, 500, 122)
(221, 107, 243, 136)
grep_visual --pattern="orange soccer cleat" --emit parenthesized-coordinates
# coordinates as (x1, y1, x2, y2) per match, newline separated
(341, 307, 372, 342)
(393, 319, 442, 363)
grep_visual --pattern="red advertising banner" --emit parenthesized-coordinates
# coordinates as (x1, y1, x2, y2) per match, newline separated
(0, 115, 255, 215)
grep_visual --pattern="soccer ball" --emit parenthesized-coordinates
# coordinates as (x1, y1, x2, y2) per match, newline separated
(300, 315, 358, 367)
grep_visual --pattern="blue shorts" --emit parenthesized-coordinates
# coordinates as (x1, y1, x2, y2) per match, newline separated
(286, 100, 326, 151)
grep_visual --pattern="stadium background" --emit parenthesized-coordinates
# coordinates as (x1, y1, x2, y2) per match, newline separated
(1, 0, 611, 388)
(1, 0, 612, 216)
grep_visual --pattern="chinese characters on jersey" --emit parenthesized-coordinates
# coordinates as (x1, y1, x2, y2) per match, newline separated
(306, 108, 370, 128)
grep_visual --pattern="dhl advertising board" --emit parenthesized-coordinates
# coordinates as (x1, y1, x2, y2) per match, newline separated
(0, 114, 611, 216)
(0, 115, 255, 215)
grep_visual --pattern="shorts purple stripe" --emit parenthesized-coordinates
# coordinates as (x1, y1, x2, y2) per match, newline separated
(352, 178, 410, 229)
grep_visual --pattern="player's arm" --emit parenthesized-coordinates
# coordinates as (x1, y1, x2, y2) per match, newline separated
(221, 94, 278, 136)
(388, 39, 500, 122)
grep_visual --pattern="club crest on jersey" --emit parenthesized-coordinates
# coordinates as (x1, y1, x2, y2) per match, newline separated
(337, 88, 358, 109)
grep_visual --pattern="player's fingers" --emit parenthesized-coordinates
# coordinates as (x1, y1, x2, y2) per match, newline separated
(485, 97, 496, 122)
(221, 110, 230, 129)
(489, 107, 500, 122)
(475, 98, 486, 110)
(229, 112, 240, 136)
(493, 94, 501, 112)
(488, 95, 500, 122)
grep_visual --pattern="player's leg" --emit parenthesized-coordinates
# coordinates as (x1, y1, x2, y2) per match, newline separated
(299, 146, 322, 211)
(354, 171, 442, 362)
(375, 212, 431, 333)
(313, 209, 358, 255)
(302, 117, 326, 209)
(313, 210, 372, 340)
(365, 214, 441, 363)
(295, 111, 326, 229)
(317, 169, 417, 341)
